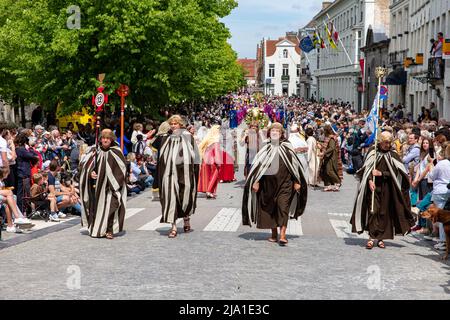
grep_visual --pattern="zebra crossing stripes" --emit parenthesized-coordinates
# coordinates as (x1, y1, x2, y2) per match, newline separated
(204, 208, 241, 232)
(286, 218, 303, 236)
(127, 208, 367, 239)
(24, 217, 78, 232)
(125, 208, 146, 219)
(328, 213, 352, 217)
(137, 215, 182, 231)
(329, 219, 368, 239)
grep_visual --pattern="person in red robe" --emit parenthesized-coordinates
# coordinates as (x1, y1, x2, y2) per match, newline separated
(218, 127, 236, 183)
(198, 125, 222, 199)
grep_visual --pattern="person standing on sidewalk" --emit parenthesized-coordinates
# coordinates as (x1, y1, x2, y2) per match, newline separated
(426, 145, 450, 252)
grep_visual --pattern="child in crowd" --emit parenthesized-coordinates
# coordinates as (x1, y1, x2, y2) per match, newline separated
(0, 166, 31, 233)
(30, 173, 60, 221)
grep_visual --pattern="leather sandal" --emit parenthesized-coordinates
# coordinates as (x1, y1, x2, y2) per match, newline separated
(106, 232, 114, 240)
(366, 239, 375, 249)
(183, 218, 191, 233)
(168, 229, 177, 238)
(377, 240, 385, 249)
(279, 239, 288, 246)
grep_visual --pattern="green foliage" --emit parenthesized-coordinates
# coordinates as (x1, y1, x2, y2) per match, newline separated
(0, 0, 244, 115)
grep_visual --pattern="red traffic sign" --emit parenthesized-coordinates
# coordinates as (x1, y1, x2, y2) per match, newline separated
(380, 85, 388, 96)
(94, 92, 105, 107)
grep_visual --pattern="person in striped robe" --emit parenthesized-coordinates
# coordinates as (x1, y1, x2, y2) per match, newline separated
(242, 122, 308, 246)
(159, 115, 200, 238)
(79, 129, 127, 239)
(351, 131, 414, 249)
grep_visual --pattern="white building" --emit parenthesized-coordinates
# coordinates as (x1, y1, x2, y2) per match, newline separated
(258, 32, 302, 96)
(303, 0, 390, 111)
(389, 0, 450, 119)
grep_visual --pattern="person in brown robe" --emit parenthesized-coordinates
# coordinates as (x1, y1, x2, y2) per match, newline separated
(351, 131, 415, 249)
(318, 125, 343, 191)
(242, 122, 307, 246)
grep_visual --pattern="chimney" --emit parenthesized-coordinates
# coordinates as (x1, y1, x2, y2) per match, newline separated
(322, 1, 332, 10)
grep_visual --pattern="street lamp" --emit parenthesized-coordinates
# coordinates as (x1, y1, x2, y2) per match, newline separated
(116, 84, 129, 152)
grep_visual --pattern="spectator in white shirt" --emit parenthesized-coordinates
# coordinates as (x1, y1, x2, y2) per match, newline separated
(428, 145, 450, 251)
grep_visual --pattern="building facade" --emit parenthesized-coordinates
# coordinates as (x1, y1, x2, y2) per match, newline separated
(257, 32, 302, 96)
(390, 0, 450, 119)
(237, 58, 257, 88)
(302, 0, 390, 111)
(361, 27, 390, 107)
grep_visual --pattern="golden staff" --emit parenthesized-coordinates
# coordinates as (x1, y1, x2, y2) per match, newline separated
(371, 67, 388, 214)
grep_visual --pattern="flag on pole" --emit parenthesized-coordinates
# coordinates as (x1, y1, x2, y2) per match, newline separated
(364, 95, 379, 146)
(325, 23, 338, 49)
(330, 21, 339, 42)
(300, 35, 314, 53)
(312, 32, 319, 48)
(316, 29, 326, 49)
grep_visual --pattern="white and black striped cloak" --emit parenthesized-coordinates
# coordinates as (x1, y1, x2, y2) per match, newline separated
(158, 130, 200, 224)
(79, 144, 127, 238)
(351, 147, 413, 234)
(242, 140, 308, 227)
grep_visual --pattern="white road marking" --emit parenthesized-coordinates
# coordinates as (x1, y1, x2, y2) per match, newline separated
(329, 219, 368, 239)
(328, 213, 352, 217)
(138, 215, 182, 231)
(126, 208, 146, 219)
(286, 218, 303, 236)
(204, 208, 241, 232)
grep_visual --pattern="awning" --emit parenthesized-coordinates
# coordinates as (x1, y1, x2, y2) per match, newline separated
(385, 68, 407, 85)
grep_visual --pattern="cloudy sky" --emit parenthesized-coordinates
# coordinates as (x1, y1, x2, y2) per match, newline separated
(221, 0, 325, 59)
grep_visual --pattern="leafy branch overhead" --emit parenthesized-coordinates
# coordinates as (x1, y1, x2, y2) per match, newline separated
(0, 0, 245, 115)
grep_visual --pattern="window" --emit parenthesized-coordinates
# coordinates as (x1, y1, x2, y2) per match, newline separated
(269, 64, 275, 77)
(283, 49, 288, 58)
(297, 64, 301, 77)
(283, 64, 289, 76)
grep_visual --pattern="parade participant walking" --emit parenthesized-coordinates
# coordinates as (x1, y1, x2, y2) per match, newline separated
(158, 115, 199, 238)
(318, 125, 343, 191)
(149, 121, 170, 198)
(242, 122, 307, 246)
(288, 123, 308, 181)
(198, 125, 222, 199)
(241, 122, 265, 178)
(305, 127, 320, 187)
(79, 129, 127, 239)
(351, 131, 415, 249)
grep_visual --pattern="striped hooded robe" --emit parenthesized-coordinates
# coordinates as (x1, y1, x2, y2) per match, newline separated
(79, 143, 127, 238)
(242, 140, 308, 227)
(158, 130, 199, 223)
(351, 147, 414, 238)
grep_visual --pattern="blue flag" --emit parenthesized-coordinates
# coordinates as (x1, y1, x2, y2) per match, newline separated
(364, 95, 379, 145)
(300, 36, 314, 53)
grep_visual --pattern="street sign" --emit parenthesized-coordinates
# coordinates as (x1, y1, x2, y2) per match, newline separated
(95, 92, 105, 107)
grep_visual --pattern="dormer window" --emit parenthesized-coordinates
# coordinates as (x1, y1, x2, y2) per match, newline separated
(283, 49, 288, 58)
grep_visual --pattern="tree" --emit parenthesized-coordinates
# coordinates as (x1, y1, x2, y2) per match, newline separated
(0, 0, 244, 116)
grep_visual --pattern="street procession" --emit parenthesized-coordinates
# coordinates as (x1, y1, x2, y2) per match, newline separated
(0, 0, 450, 303)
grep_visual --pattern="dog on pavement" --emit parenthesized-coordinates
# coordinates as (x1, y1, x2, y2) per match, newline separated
(421, 204, 450, 260)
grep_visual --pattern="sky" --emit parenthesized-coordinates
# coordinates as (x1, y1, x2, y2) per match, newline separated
(221, 0, 325, 59)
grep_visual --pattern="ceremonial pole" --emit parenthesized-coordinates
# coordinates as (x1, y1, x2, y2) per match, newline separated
(116, 84, 129, 152)
(92, 74, 108, 188)
(371, 67, 388, 214)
